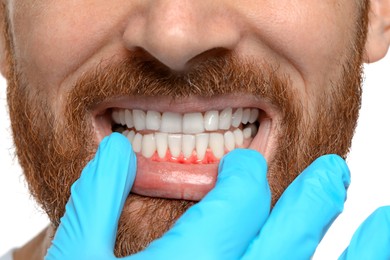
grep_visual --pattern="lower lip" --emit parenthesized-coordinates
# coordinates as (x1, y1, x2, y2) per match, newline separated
(132, 156, 218, 201)
(129, 120, 272, 201)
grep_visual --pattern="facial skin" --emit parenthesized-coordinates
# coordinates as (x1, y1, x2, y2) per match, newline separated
(2, 0, 390, 257)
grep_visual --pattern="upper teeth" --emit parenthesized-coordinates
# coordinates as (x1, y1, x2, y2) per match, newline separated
(112, 108, 259, 134)
(112, 108, 260, 161)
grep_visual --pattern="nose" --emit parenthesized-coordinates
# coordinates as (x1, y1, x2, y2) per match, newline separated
(122, 1, 241, 71)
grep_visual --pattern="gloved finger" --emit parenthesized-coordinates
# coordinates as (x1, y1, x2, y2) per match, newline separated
(53, 133, 136, 252)
(339, 206, 390, 260)
(242, 154, 350, 260)
(130, 149, 271, 260)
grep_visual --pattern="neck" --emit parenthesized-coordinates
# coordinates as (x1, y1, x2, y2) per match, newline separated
(14, 225, 52, 260)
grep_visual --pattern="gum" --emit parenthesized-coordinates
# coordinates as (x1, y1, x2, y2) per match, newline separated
(150, 149, 219, 164)
(142, 137, 253, 164)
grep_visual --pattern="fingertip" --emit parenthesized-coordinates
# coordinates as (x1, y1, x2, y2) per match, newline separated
(291, 154, 350, 219)
(298, 154, 350, 211)
(99, 132, 132, 154)
(217, 149, 269, 203)
(80, 132, 137, 192)
(221, 148, 266, 163)
(248, 155, 350, 259)
(70, 132, 137, 245)
(97, 133, 136, 166)
(219, 149, 267, 181)
(213, 148, 270, 223)
(314, 154, 351, 189)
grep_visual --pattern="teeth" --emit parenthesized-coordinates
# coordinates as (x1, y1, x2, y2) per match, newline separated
(133, 109, 146, 131)
(183, 112, 204, 134)
(182, 134, 195, 158)
(231, 108, 243, 128)
(204, 110, 219, 131)
(219, 108, 232, 130)
(119, 109, 126, 126)
(146, 111, 161, 131)
(112, 110, 121, 124)
(248, 123, 258, 137)
(242, 124, 259, 139)
(125, 109, 134, 128)
(114, 107, 260, 132)
(233, 128, 244, 146)
(168, 134, 182, 157)
(224, 131, 235, 151)
(209, 133, 224, 159)
(243, 127, 252, 139)
(155, 132, 168, 159)
(161, 112, 182, 133)
(142, 134, 156, 158)
(113, 107, 261, 160)
(196, 133, 209, 161)
(132, 133, 143, 153)
(127, 130, 135, 143)
(242, 108, 251, 124)
(125, 128, 257, 160)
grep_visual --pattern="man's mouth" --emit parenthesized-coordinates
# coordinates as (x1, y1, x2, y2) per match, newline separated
(111, 107, 260, 162)
(92, 95, 277, 201)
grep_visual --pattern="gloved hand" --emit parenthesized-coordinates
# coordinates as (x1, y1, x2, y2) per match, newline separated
(339, 206, 390, 259)
(45, 133, 137, 260)
(45, 132, 351, 259)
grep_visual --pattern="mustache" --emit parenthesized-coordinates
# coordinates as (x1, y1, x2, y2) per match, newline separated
(62, 53, 301, 166)
(65, 52, 295, 115)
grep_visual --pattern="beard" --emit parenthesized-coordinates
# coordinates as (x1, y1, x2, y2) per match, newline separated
(4, 3, 368, 257)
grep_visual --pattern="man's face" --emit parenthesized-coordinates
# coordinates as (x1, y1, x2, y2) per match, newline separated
(2, 0, 368, 256)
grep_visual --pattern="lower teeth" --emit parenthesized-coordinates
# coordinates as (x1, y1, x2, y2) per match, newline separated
(116, 124, 258, 162)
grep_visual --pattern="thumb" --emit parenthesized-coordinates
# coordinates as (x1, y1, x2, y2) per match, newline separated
(130, 149, 270, 260)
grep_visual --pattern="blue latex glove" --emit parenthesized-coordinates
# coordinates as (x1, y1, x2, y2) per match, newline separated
(46, 132, 351, 259)
(339, 206, 390, 260)
(45, 133, 137, 259)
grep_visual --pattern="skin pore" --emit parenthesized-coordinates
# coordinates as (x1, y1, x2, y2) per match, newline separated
(2, 0, 390, 258)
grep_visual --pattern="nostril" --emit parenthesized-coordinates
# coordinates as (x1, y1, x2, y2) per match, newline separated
(186, 47, 231, 70)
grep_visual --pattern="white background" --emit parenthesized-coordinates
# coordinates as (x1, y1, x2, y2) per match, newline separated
(0, 54, 389, 258)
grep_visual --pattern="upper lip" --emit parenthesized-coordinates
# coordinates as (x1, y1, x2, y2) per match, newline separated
(93, 94, 277, 113)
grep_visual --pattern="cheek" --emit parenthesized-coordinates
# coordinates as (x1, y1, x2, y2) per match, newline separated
(240, 0, 357, 89)
(10, 1, 128, 95)
(8, 1, 129, 118)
